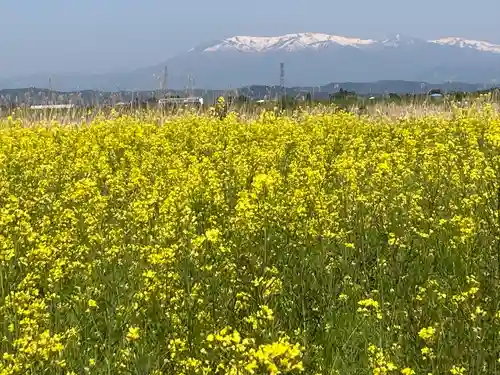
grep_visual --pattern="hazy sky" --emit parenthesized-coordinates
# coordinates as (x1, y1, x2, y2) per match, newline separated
(1, 0, 499, 76)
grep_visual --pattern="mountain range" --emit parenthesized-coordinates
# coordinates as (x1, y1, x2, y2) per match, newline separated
(1, 32, 500, 91)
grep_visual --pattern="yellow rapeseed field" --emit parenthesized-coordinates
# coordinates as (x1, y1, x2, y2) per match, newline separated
(1, 104, 500, 374)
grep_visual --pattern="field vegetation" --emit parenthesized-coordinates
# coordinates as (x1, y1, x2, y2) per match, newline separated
(1, 98, 500, 374)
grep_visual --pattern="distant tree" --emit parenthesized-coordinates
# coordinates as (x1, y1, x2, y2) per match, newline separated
(236, 94, 249, 104)
(452, 92, 467, 101)
(279, 95, 296, 111)
(305, 92, 312, 104)
(279, 95, 287, 111)
(330, 88, 356, 101)
(492, 88, 500, 101)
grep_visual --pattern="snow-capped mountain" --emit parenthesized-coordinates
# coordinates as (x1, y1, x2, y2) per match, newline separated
(155, 32, 500, 88)
(198, 33, 500, 53)
(202, 33, 377, 53)
(428, 37, 500, 53)
(197, 32, 500, 54)
(2, 32, 500, 91)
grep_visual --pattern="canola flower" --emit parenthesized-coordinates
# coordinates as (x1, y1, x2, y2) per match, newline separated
(418, 326, 436, 342)
(0, 104, 500, 374)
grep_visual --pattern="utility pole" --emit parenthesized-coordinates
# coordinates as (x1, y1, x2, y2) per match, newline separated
(162, 66, 168, 97)
(185, 74, 192, 97)
(48, 77, 52, 104)
(280, 62, 285, 101)
(187, 74, 194, 97)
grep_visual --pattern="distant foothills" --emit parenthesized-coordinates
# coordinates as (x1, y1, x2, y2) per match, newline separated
(0, 80, 498, 107)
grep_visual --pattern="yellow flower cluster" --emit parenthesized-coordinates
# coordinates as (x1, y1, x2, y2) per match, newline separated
(0, 104, 499, 373)
(368, 344, 398, 374)
(357, 298, 383, 320)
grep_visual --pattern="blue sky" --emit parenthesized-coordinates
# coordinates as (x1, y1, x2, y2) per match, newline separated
(1, 0, 499, 76)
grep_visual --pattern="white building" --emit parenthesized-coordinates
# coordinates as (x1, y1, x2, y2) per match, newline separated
(158, 97, 203, 106)
(30, 104, 75, 110)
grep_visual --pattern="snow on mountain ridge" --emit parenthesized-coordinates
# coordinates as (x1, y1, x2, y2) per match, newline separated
(200, 32, 500, 54)
(428, 37, 500, 53)
(380, 34, 421, 47)
(203, 33, 376, 52)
